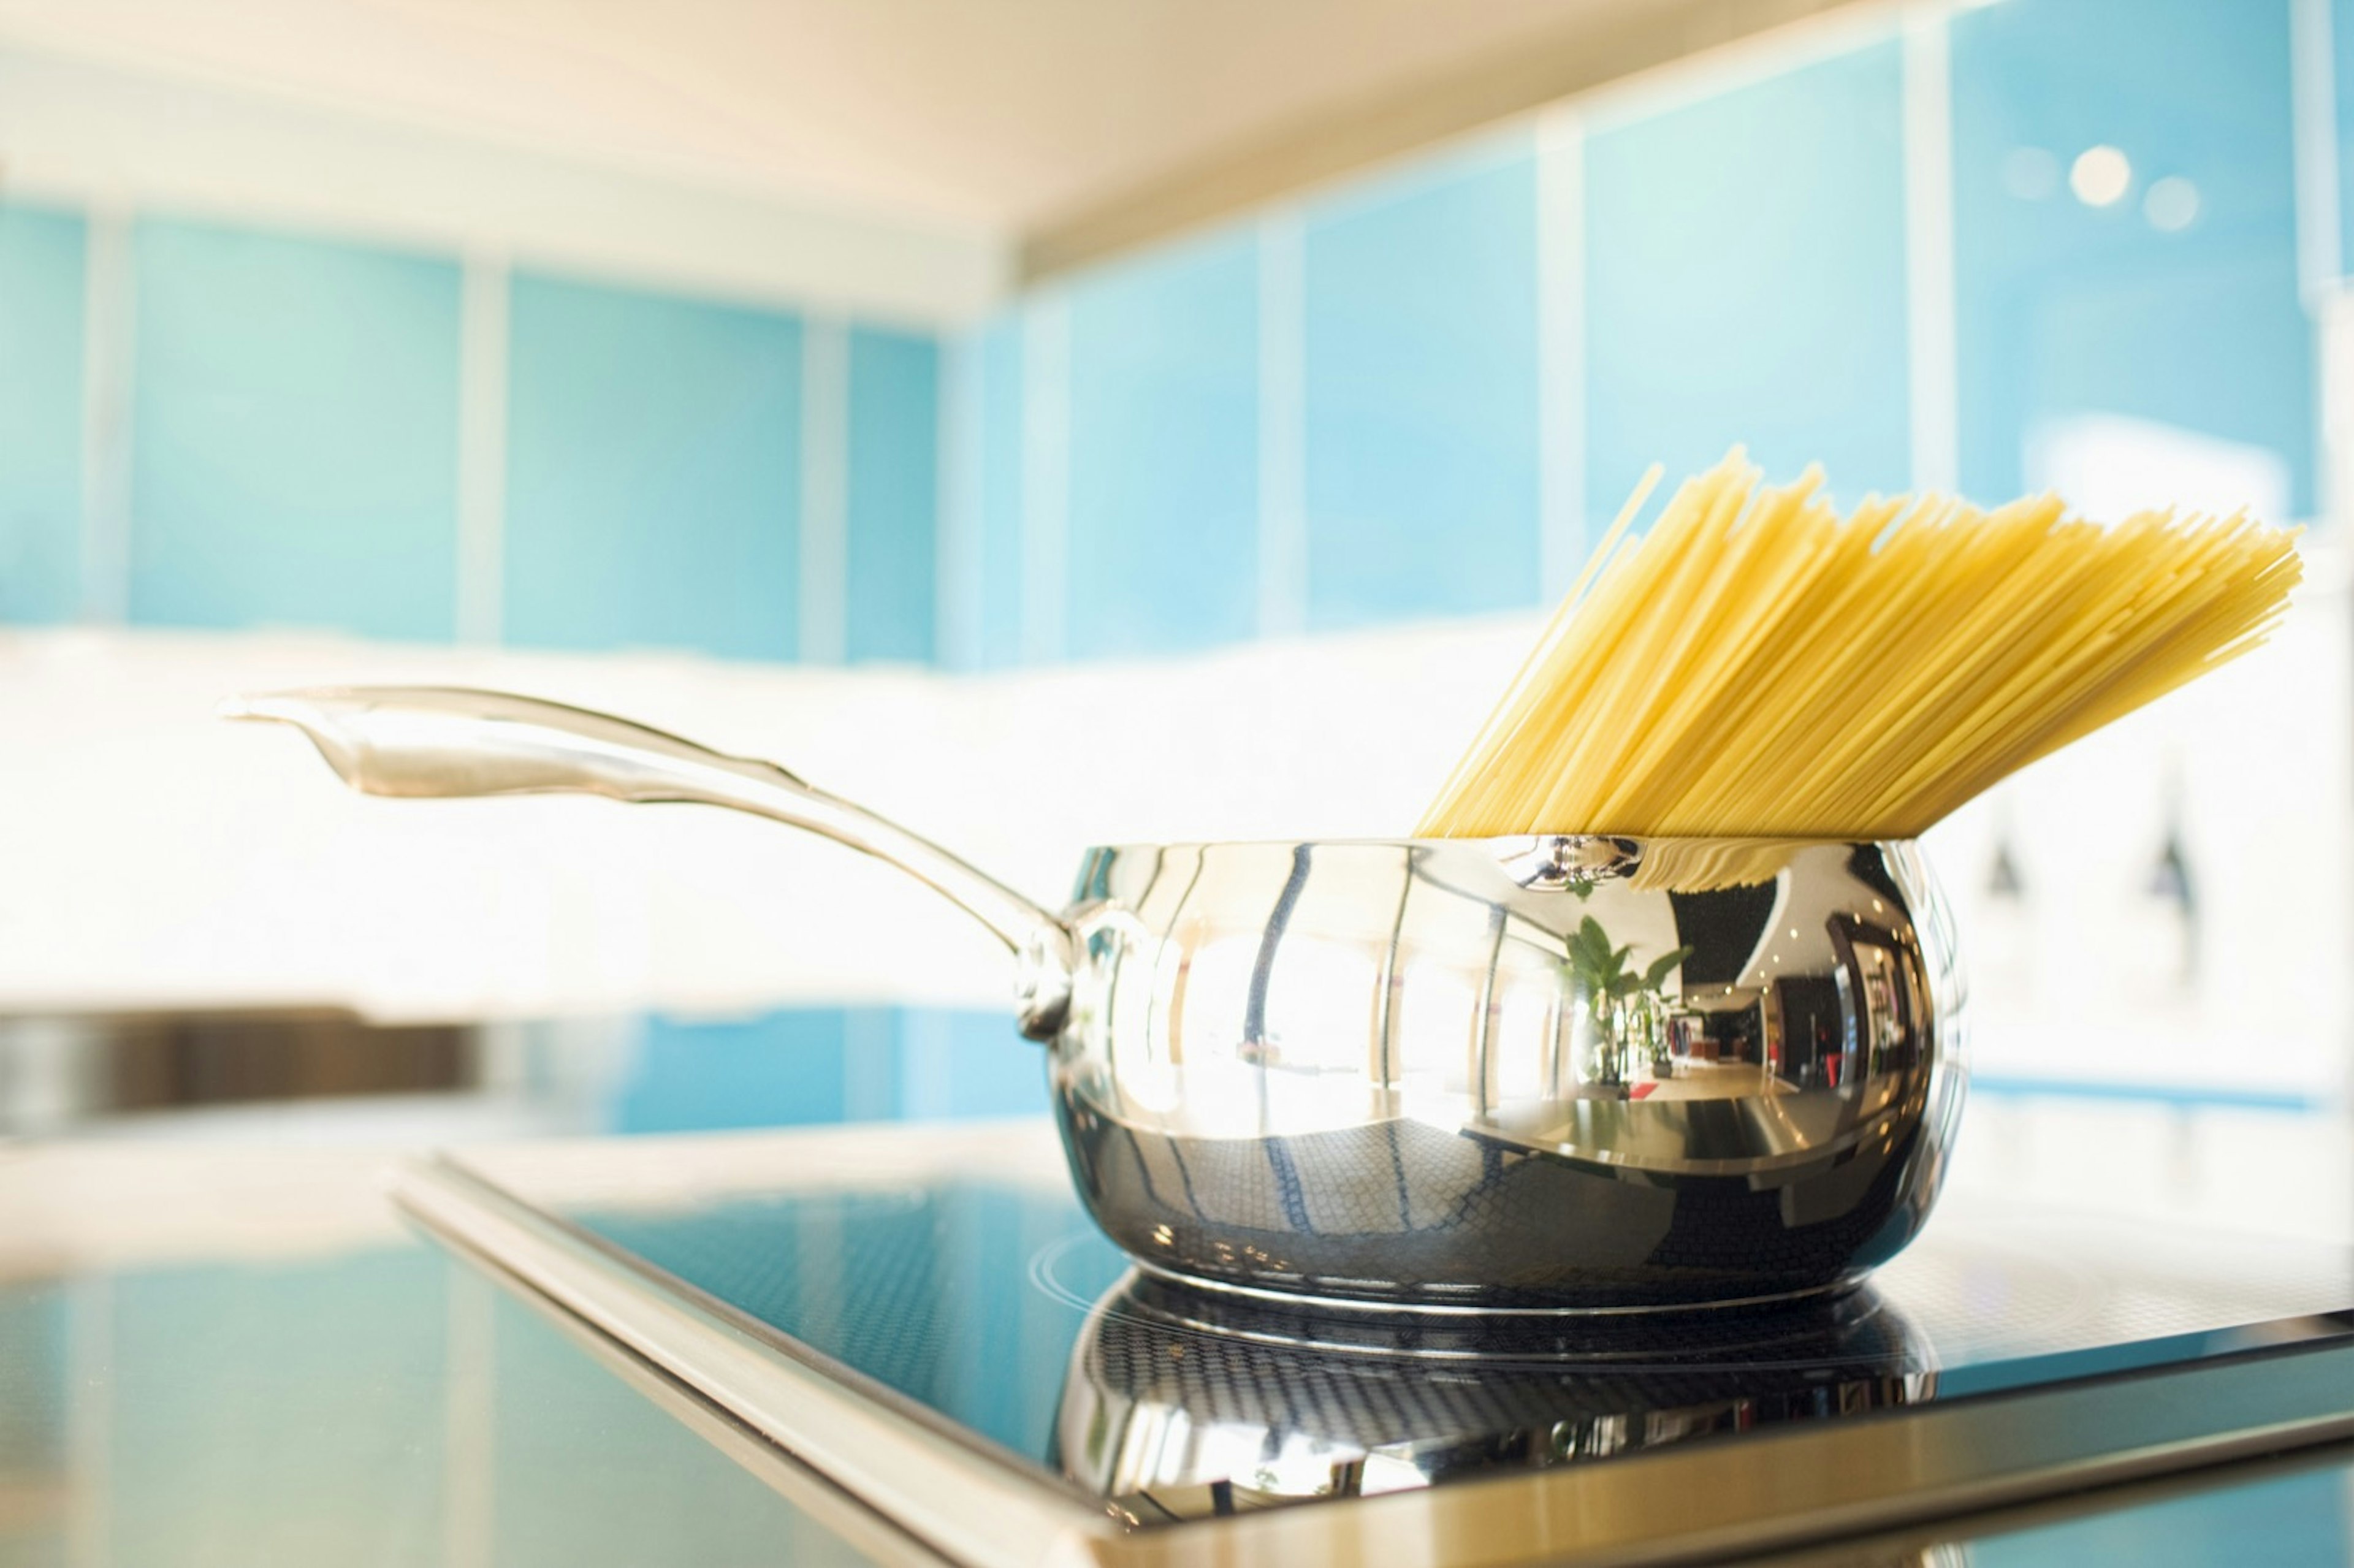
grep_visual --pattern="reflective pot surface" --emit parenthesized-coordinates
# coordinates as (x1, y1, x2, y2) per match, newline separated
(1049, 837, 1966, 1311)
(1056, 1269, 1931, 1517)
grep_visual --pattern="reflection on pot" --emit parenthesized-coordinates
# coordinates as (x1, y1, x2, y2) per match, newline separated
(1054, 838, 1966, 1308)
(1054, 1270, 1933, 1521)
(1564, 906, 1691, 1089)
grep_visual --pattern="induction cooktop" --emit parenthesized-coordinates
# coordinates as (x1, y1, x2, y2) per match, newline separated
(397, 1121, 2354, 1568)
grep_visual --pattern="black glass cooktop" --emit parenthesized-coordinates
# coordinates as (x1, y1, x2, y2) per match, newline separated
(440, 1129, 2354, 1524)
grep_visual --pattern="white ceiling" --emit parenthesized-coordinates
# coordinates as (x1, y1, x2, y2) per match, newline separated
(0, 0, 1670, 231)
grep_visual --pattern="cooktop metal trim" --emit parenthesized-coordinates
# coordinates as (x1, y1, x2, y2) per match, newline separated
(433, 1218, 966, 1568)
(392, 1154, 2354, 1568)
(392, 1156, 1126, 1568)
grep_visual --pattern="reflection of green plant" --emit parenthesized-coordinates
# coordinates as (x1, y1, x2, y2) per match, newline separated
(1567, 916, 1691, 1086)
(1567, 917, 1689, 1005)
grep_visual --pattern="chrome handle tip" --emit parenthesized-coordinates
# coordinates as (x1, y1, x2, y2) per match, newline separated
(217, 691, 307, 726)
(218, 688, 362, 728)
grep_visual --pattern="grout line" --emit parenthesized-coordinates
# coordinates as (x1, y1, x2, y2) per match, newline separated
(455, 253, 509, 645)
(2291, 0, 2343, 530)
(897, 1008, 953, 1121)
(1019, 295, 1070, 664)
(78, 204, 134, 625)
(935, 329, 984, 671)
(842, 1005, 899, 1122)
(1901, 5, 1960, 497)
(2293, 0, 2344, 314)
(1536, 105, 1586, 601)
(1255, 206, 1308, 639)
(798, 314, 850, 665)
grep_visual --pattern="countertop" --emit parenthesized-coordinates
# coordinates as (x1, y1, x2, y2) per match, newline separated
(4, 1125, 2353, 1568)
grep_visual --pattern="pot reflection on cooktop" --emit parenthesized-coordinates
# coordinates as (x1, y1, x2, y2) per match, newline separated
(1056, 1272, 1930, 1520)
(529, 1166, 2354, 1522)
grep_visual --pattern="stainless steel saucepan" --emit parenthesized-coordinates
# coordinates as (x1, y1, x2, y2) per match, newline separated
(229, 687, 1967, 1313)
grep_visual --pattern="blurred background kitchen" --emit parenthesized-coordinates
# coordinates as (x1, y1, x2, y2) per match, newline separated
(0, 0, 2344, 1200)
(5, 0, 2354, 1553)
(7, 0, 2353, 1203)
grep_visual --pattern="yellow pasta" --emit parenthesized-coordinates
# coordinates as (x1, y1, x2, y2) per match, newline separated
(1419, 450, 2303, 841)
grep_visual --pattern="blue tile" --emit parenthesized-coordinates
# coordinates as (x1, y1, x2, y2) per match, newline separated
(1586, 41, 1911, 516)
(128, 220, 460, 639)
(608, 1006, 1043, 1133)
(895, 1008, 1049, 1121)
(609, 1010, 848, 1133)
(2340, 0, 2354, 278)
(505, 273, 801, 660)
(1955, 0, 2310, 514)
(0, 206, 85, 625)
(1066, 226, 1260, 658)
(975, 314, 1026, 669)
(1303, 136, 1541, 629)
(846, 325, 938, 664)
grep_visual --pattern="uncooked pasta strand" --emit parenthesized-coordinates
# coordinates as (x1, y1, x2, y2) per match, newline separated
(1417, 451, 2303, 842)
(1422, 467, 1659, 828)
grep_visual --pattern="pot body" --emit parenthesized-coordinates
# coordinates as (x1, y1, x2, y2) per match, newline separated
(1049, 837, 1966, 1311)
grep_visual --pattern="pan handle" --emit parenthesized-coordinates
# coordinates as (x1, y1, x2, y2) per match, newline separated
(223, 686, 1075, 1040)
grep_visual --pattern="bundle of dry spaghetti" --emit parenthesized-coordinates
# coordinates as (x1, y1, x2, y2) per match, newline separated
(1420, 451, 2302, 842)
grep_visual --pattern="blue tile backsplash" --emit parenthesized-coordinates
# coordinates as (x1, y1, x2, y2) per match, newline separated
(2339, 0, 2354, 277)
(0, 0, 2336, 1151)
(609, 1009, 853, 1133)
(609, 1007, 1044, 1134)
(1064, 226, 1262, 658)
(1953, 0, 2313, 512)
(504, 272, 804, 661)
(846, 324, 940, 664)
(4, 0, 2321, 663)
(0, 206, 86, 626)
(128, 220, 462, 640)
(1585, 40, 1914, 511)
(1302, 135, 1543, 630)
(971, 314, 1027, 670)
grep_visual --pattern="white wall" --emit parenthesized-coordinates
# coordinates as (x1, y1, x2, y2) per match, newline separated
(0, 617, 1529, 1021)
(5, 567, 2347, 1109)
